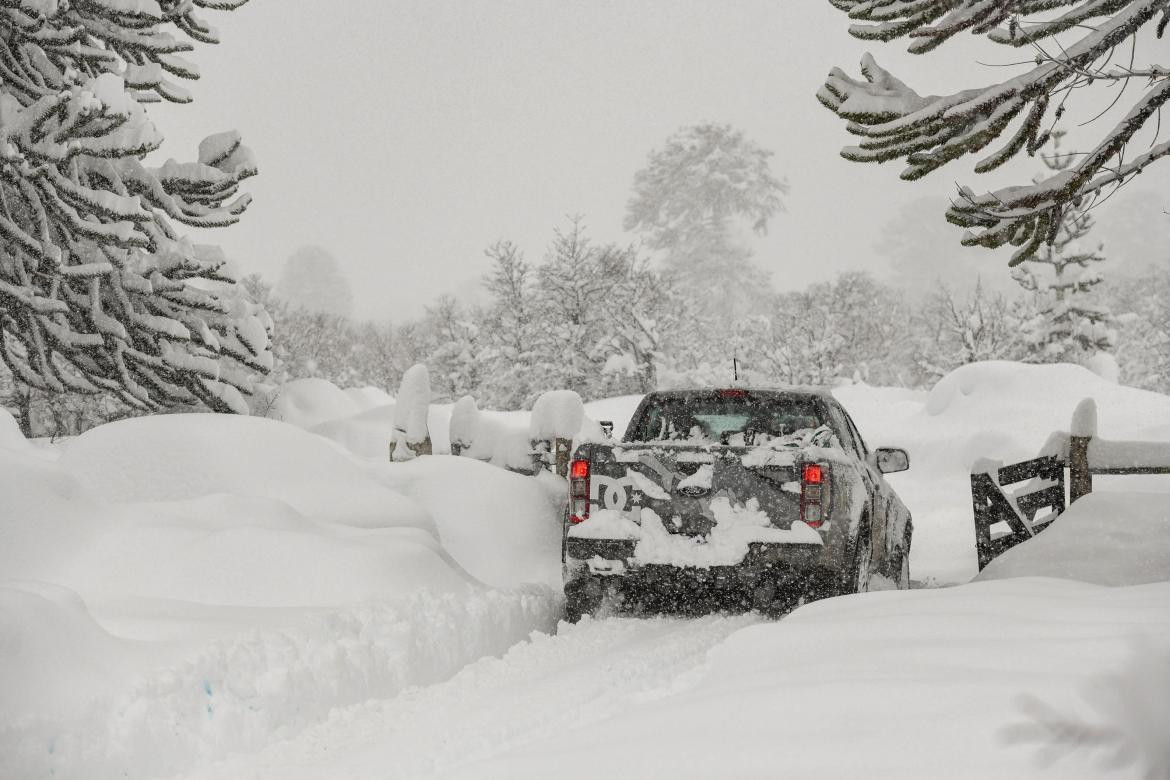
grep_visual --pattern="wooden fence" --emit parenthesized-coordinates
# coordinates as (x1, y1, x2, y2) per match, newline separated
(971, 398, 1170, 570)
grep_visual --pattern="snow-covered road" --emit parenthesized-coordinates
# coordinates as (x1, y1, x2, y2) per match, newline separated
(185, 613, 762, 779)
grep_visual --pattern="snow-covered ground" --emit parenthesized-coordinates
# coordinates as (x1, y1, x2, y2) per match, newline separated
(3, 362, 1168, 778)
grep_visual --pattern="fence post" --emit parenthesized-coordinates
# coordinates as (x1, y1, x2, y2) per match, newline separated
(554, 437, 572, 477)
(1069, 435, 1092, 502)
(1069, 398, 1096, 503)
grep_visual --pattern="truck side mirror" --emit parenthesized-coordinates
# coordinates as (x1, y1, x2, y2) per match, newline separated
(874, 447, 909, 474)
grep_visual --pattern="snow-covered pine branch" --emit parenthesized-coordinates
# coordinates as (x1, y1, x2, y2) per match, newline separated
(0, 1, 269, 417)
(818, 1, 1170, 264)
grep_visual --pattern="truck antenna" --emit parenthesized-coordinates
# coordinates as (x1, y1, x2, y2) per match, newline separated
(733, 357, 739, 382)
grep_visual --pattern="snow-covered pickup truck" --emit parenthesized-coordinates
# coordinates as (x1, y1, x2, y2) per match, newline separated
(562, 388, 912, 620)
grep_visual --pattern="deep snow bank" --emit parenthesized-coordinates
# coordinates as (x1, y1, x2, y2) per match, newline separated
(376, 456, 565, 589)
(0, 408, 562, 780)
(977, 491, 1170, 586)
(60, 413, 432, 530)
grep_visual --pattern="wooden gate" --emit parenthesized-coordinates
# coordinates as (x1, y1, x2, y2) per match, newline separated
(970, 455, 1066, 571)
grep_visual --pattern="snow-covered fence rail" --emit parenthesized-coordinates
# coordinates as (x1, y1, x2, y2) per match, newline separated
(970, 456, 1066, 571)
(971, 397, 1170, 570)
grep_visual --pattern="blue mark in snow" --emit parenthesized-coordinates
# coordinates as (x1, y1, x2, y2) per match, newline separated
(202, 679, 212, 696)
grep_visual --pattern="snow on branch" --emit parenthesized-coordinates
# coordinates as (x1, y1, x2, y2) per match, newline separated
(820, 0, 1170, 263)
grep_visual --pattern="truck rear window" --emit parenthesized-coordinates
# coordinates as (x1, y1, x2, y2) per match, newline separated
(626, 394, 828, 445)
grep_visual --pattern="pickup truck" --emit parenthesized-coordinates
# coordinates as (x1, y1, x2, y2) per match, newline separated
(562, 388, 912, 620)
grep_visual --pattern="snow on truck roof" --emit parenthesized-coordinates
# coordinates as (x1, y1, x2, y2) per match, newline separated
(641, 387, 838, 401)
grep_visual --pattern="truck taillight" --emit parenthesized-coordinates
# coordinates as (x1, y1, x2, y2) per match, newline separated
(801, 462, 828, 528)
(569, 458, 590, 524)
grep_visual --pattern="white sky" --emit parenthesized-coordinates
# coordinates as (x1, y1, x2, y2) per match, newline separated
(154, 1, 1170, 321)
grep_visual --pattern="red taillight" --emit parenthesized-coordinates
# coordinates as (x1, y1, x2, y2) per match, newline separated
(800, 461, 829, 529)
(718, 388, 749, 398)
(802, 463, 824, 485)
(569, 459, 590, 524)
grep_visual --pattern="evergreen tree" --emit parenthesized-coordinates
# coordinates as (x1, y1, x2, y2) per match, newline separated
(478, 240, 538, 409)
(274, 245, 354, 318)
(1012, 133, 1118, 364)
(819, 1, 1170, 264)
(624, 123, 787, 320)
(530, 218, 621, 400)
(421, 295, 482, 402)
(0, 0, 269, 430)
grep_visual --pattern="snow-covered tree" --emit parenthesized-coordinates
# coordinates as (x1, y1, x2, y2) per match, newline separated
(420, 295, 482, 402)
(913, 281, 1025, 382)
(477, 240, 539, 409)
(741, 272, 911, 386)
(274, 245, 354, 318)
(819, 1, 1170, 265)
(529, 218, 631, 400)
(1104, 266, 1170, 393)
(1013, 133, 1118, 365)
(624, 123, 787, 319)
(0, 1, 270, 428)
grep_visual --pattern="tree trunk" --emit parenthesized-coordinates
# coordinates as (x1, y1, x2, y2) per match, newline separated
(15, 385, 33, 439)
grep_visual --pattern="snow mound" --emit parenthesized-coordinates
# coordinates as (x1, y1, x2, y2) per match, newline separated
(529, 389, 584, 440)
(268, 377, 363, 428)
(976, 492, 1170, 586)
(343, 385, 394, 408)
(378, 456, 565, 588)
(0, 583, 138, 723)
(58, 413, 432, 530)
(922, 362, 1170, 451)
(0, 407, 26, 450)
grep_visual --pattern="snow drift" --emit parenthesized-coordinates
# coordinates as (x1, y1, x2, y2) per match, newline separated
(0, 408, 562, 780)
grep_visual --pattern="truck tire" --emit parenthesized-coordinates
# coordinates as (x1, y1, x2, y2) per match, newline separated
(849, 515, 873, 595)
(564, 576, 606, 623)
(896, 526, 912, 590)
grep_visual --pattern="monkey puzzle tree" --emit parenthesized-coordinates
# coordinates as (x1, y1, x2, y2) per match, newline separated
(0, 0, 269, 433)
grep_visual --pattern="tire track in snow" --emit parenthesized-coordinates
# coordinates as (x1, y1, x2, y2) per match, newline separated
(183, 612, 762, 779)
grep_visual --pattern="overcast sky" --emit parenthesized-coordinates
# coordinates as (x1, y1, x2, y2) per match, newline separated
(154, 1, 1170, 321)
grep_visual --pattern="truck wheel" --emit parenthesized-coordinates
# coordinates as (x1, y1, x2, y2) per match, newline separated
(850, 516, 873, 595)
(896, 527, 912, 590)
(564, 577, 607, 623)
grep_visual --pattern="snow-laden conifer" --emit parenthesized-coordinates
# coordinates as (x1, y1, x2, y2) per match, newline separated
(624, 124, 786, 321)
(819, 1, 1170, 264)
(0, 0, 269, 417)
(1013, 134, 1118, 365)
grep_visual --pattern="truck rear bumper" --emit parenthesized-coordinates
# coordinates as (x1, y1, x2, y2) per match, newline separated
(564, 537, 823, 591)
